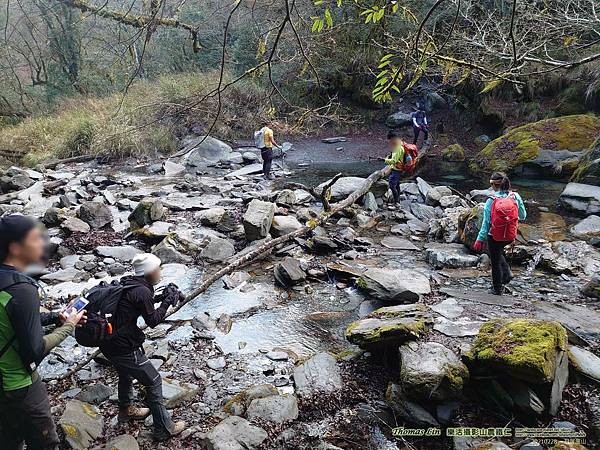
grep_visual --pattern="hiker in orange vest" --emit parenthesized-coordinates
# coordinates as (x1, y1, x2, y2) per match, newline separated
(383, 130, 419, 205)
(473, 172, 527, 295)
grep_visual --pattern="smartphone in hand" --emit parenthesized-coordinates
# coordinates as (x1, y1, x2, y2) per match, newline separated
(70, 297, 89, 313)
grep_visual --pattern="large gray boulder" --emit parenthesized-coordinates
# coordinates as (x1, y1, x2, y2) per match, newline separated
(77, 201, 113, 229)
(293, 352, 343, 398)
(357, 268, 431, 303)
(580, 273, 600, 299)
(399, 341, 469, 401)
(200, 236, 235, 262)
(196, 207, 226, 227)
(559, 182, 600, 216)
(570, 215, 600, 239)
(274, 257, 306, 287)
(424, 243, 479, 269)
(128, 198, 165, 229)
(317, 176, 387, 201)
(198, 416, 268, 450)
(246, 394, 299, 424)
(243, 199, 276, 241)
(386, 111, 412, 128)
(59, 400, 103, 449)
(271, 215, 303, 237)
(152, 235, 194, 264)
(96, 245, 142, 261)
(183, 136, 233, 167)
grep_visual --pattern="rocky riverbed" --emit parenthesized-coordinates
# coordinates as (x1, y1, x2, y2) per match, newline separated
(2, 133, 600, 450)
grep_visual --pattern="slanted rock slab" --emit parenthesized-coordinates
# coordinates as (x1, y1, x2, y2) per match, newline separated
(293, 352, 343, 398)
(357, 268, 431, 303)
(568, 345, 600, 382)
(424, 243, 479, 269)
(104, 434, 139, 450)
(162, 378, 200, 408)
(59, 400, 103, 450)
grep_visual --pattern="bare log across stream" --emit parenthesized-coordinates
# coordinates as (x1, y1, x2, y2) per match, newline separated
(57, 166, 390, 380)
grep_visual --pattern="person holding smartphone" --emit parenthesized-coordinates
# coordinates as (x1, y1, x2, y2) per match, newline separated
(0, 214, 85, 450)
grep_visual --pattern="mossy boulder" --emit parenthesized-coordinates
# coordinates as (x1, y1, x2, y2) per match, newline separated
(465, 319, 567, 384)
(571, 137, 600, 186)
(472, 115, 600, 177)
(441, 144, 466, 162)
(345, 304, 432, 349)
(128, 198, 165, 230)
(457, 204, 484, 247)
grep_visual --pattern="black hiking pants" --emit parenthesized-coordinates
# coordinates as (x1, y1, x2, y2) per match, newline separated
(413, 125, 428, 145)
(260, 147, 273, 177)
(0, 378, 60, 450)
(107, 348, 175, 439)
(487, 235, 511, 292)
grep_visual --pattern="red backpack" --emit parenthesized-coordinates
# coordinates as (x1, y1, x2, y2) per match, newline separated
(490, 193, 519, 242)
(394, 143, 419, 172)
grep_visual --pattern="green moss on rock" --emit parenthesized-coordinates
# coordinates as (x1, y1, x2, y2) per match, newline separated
(473, 114, 600, 175)
(441, 144, 466, 162)
(465, 319, 567, 384)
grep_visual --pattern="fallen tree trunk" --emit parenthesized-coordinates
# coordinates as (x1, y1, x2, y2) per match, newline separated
(42, 155, 96, 169)
(57, 166, 389, 380)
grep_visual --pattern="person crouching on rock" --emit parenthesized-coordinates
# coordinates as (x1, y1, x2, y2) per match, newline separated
(99, 253, 186, 441)
(473, 172, 527, 295)
(383, 130, 412, 206)
(0, 214, 85, 450)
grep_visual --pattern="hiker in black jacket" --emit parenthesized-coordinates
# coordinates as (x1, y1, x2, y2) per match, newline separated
(99, 253, 186, 441)
(0, 215, 85, 450)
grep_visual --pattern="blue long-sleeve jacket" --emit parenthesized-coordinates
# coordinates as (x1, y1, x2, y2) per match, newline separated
(476, 191, 527, 242)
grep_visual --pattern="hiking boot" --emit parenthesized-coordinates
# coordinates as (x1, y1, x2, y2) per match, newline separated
(118, 406, 151, 423)
(154, 421, 187, 441)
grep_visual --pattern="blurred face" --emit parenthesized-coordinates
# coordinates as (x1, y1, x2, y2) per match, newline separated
(8, 227, 45, 266)
(388, 137, 403, 150)
(490, 179, 502, 192)
(145, 267, 162, 285)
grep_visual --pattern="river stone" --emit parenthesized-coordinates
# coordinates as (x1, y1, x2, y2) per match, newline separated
(274, 257, 306, 287)
(76, 383, 112, 404)
(426, 186, 453, 206)
(271, 215, 303, 237)
(62, 217, 91, 234)
(77, 201, 113, 229)
(275, 189, 296, 205)
(59, 400, 103, 450)
(410, 203, 438, 222)
(152, 235, 193, 264)
(223, 271, 251, 289)
(439, 195, 463, 208)
(424, 243, 479, 269)
(200, 236, 235, 262)
(224, 384, 279, 416)
(41, 268, 89, 283)
(162, 378, 200, 408)
(569, 345, 600, 382)
(539, 241, 600, 275)
(559, 182, 600, 216)
(458, 204, 484, 247)
(196, 207, 226, 227)
(242, 151, 259, 163)
(386, 111, 412, 128)
(183, 136, 233, 167)
(399, 341, 469, 401)
(380, 236, 419, 251)
(293, 352, 343, 398)
(580, 274, 600, 299)
(246, 394, 299, 424)
(469, 188, 494, 203)
(430, 298, 464, 319)
(96, 245, 142, 261)
(135, 221, 173, 240)
(222, 151, 244, 164)
(385, 383, 439, 427)
(345, 304, 431, 349)
(104, 434, 139, 450)
(128, 198, 165, 229)
(163, 160, 185, 177)
(571, 215, 600, 238)
(357, 268, 431, 303)
(243, 199, 276, 241)
(464, 319, 567, 384)
(197, 416, 268, 450)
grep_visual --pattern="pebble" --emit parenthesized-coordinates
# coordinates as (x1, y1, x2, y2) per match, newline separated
(207, 357, 226, 370)
(266, 351, 289, 361)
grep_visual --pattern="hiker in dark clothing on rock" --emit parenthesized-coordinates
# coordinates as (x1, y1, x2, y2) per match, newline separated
(473, 172, 527, 295)
(99, 253, 186, 441)
(0, 215, 85, 450)
(411, 104, 429, 146)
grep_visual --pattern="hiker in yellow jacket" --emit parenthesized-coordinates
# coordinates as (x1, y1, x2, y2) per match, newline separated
(383, 130, 412, 204)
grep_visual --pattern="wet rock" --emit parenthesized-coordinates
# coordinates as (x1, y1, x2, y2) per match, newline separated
(104, 434, 139, 450)
(223, 271, 250, 289)
(152, 235, 194, 264)
(271, 215, 303, 237)
(41, 268, 89, 283)
(274, 257, 306, 287)
(246, 394, 299, 424)
(243, 199, 276, 241)
(62, 217, 91, 234)
(580, 273, 600, 299)
(225, 163, 263, 178)
(200, 236, 235, 262)
(571, 215, 600, 239)
(346, 304, 431, 349)
(293, 352, 343, 398)
(128, 198, 165, 229)
(386, 111, 412, 128)
(59, 400, 103, 449)
(183, 136, 233, 167)
(196, 207, 226, 227)
(559, 182, 600, 216)
(76, 382, 112, 404)
(399, 341, 469, 401)
(162, 378, 200, 408)
(77, 201, 113, 229)
(97, 245, 142, 261)
(357, 268, 431, 303)
(385, 382, 439, 427)
(568, 345, 600, 382)
(465, 319, 567, 383)
(197, 416, 268, 450)
(424, 243, 479, 269)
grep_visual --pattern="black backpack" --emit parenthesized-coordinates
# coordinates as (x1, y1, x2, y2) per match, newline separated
(74, 280, 131, 347)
